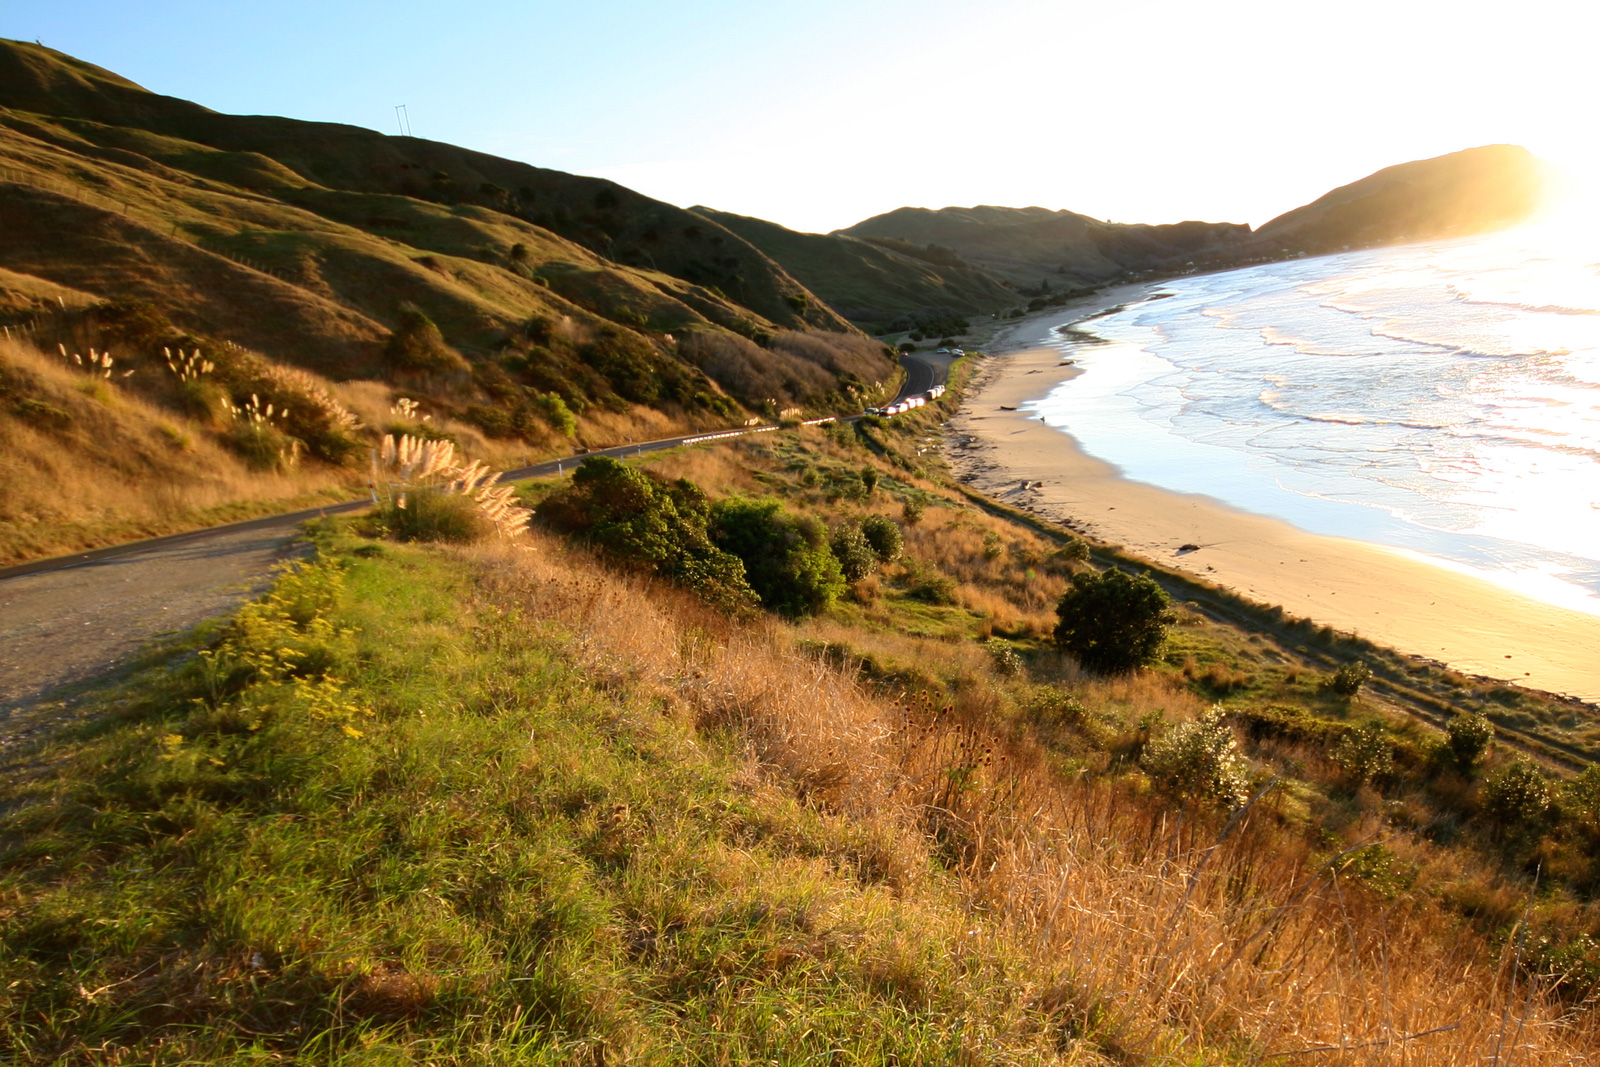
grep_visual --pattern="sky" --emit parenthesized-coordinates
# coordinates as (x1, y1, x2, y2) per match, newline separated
(4, 0, 1596, 234)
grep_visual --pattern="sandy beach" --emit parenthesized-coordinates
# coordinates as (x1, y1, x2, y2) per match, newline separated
(950, 291, 1600, 705)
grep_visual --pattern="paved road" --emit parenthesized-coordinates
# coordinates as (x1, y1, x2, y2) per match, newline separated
(0, 351, 948, 732)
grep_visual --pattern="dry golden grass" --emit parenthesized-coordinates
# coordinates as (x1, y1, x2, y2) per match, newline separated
(0, 336, 355, 562)
(468, 532, 1600, 1064)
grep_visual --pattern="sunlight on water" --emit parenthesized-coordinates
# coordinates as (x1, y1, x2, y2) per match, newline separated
(1028, 228, 1600, 615)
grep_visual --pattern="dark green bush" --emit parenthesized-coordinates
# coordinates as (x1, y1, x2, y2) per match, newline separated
(1053, 567, 1172, 675)
(860, 515, 903, 564)
(536, 457, 756, 613)
(709, 497, 845, 617)
(830, 523, 879, 583)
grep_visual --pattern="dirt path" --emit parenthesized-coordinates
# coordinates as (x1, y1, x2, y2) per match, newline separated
(0, 518, 310, 753)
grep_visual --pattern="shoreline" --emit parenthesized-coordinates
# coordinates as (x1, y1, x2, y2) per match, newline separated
(950, 291, 1600, 706)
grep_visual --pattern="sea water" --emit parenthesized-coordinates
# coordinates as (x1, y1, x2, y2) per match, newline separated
(1028, 228, 1600, 615)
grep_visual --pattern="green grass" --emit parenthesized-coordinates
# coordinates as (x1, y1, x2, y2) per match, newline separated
(0, 531, 1072, 1064)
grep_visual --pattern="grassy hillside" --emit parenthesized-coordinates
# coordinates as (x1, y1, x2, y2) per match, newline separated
(840, 204, 1253, 291)
(1254, 144, 1553, 255)
(692, 206, 1018, 332)
(7, 419, 1600, 1061)
(0, 39, 897, 443)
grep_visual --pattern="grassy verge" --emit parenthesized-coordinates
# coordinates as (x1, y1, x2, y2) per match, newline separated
(0, 531, 1071, 1063)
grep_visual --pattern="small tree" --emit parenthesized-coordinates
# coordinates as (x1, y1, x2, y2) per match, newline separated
(1331, 722, 1393, 784)
(860, 514, 903, 564)
(1481, 759, 1552, 832)
(1053, 567, 1172, 675)
(1328, 661, 1371, 697)
(830, 522, 879, 583)
(1142, 708, 1250, 808)
(1446, 712, 1494, 771)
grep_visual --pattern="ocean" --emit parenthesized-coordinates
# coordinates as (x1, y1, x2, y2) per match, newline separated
(1028, 227, 1600, 616)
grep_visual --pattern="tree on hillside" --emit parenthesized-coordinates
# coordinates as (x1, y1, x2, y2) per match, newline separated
(1053, 567, 1172, 674)
(710, 497, 845, 617)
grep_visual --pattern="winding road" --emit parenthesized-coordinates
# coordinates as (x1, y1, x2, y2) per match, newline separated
(0, 353, 952, 738)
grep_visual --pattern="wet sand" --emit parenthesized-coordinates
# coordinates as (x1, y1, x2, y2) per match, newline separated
(950, 292, 1600, 704)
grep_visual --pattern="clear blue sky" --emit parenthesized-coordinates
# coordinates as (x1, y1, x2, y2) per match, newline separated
(5, 1, 1592, 233)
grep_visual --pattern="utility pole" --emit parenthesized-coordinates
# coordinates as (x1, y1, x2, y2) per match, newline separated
(394, 105, 407, 137)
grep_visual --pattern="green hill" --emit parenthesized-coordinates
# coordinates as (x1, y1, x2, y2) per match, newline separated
(0, 39, 894, 437)
(1253, 144, 1553, 254)
(691, 206, 1017, 332)
(839, 204, 1253, 291)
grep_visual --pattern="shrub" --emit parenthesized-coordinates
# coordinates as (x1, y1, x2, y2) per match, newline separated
(224, 417, 299, 472)
(1053, 536, 1091, 564)
(1331, 722, 1393, 784)
(534, 391, 577, 436)
(1562, 765, 1600, 831)
(385, 303, 468, 376)
(1053, 567, 1172, 675)
(902, 498, 925, 525)
(537, 457, 756, 612)
(1327, 661, 1371, 696)
(1446, 712, 1494, 771)
(709, 497, 845, 617)
(1481, 759, 1552, 831)
(985, 638, 1024, 677)
(379, 489, 489, 543)
(905, 565, 958, 606)
(860, 467, 879, 494)
(860, 514, 903, 564)
(1142, 708, 1250, 808)
(830, 523, 879, 583)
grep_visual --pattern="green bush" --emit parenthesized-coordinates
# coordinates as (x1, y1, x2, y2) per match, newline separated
(225, 419, 299, 472)
(1446, 712, 1494, 771)
(1331, 722, 1393, 784)
(1481, 759, 1552, 831)
(1328, 661, 1371, 697)
(534, 391, 577, 436)
(1141, 709, 1250, 808)
(710, 497, 846, 617)
(859, 467, 879, 494)
(386, 303, 469, 376)
(1052, 537, 1091, 565)
(1561, 765, 1600, 831)
(985, 638, 1024, 677)
(830, 523, 879, 583)
(860, 514, 903, 564)
(536, 457, 756, 613)
(379, 489, 488, 544)
(1053, 567, 1172, 675)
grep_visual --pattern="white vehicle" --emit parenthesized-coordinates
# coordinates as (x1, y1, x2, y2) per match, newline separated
(936, 347, 950, 354)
